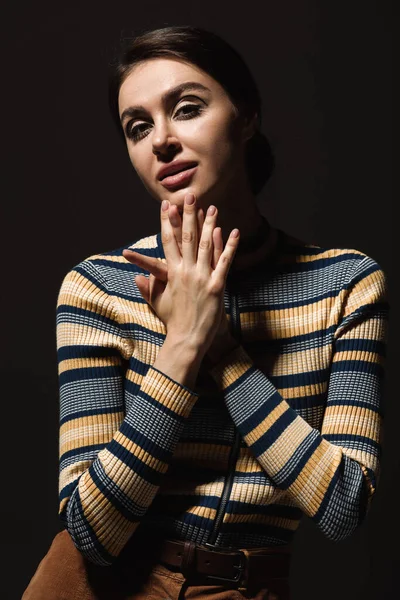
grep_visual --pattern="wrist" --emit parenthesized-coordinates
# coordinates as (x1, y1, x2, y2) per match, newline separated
(154, 336, 204, 391)
(163, 335, 205, 365)
(206, 336, 240, 367)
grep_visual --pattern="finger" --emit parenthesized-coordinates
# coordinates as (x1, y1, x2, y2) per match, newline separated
(168, 204, 183, 254)
(123, 249, 168, 283)
(196, 204, 218, 270)
(181, 192, 198, 266)
(161, 200, 181, 267)
(212, 228, 240, 286)
(146, 274, 167, 318)
(196, 208, 204, 262)
(197, 207, 205, 232)
(135, 274, 150, 303)
(212, 227, 223, 270)
(147, 273, 164, 307)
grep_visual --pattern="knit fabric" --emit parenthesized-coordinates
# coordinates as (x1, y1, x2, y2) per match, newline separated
(56, 228, 389, 566)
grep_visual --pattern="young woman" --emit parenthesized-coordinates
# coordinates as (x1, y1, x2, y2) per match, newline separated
(23, 25, 389, 600)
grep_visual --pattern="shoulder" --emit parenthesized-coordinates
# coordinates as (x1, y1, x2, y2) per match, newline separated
(62, 232, 161, 285)
(279, 229, 386, 281)
(57, 232, 163, 310)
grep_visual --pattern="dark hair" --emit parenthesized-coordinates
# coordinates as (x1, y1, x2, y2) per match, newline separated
(108, 25, 275, 195)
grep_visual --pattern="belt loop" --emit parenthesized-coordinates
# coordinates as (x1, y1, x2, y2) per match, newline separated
(238, 548, 250, 588)
(181, 540, 197, 578)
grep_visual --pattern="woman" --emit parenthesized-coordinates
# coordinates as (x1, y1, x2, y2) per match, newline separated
(23, 25, 389, 600)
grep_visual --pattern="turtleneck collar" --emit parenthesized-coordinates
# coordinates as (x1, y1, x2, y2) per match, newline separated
(228, 218, 282, 276)
(154, 217, 283, 279)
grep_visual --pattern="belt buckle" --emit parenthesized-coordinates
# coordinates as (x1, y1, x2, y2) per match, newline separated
(202, 542, 245, 585)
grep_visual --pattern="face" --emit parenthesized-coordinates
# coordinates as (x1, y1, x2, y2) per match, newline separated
(118, 57, 254, 214)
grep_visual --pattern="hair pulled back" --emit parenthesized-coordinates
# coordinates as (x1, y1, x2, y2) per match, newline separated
(108, 25, 275, 195)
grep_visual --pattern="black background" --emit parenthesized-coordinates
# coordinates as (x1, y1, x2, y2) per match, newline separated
(2, 1, 394, 599)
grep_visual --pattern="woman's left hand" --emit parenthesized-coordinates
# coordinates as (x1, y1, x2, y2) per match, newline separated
(123, 203, 240, 367)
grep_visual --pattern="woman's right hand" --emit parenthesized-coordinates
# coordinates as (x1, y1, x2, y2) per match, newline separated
(122, 192, 240, 359)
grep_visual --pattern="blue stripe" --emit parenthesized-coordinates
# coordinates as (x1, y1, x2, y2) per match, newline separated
(330, 359, 384, 378)
(118, 423, 172, 462)
(133, 389, 188, 423)
(278, 433, 322, 490)
(240, 390, 285, 437)
(58, 344, 122, 361)
(250, 409, 298, 458)
(152, 493, 221, 511)
(106, 438, 168, 485)
(71, 489, 118, 565)
(60, 406, 123, 426)
(322, 433, 380, 453)
(225, 500, 302, 519)
(335, 337, 387, 354)
(88, 463, 141, 522)
(59, 365, 123, 386)
(60, 443, 106, 463)
(56, 304, 120, 327)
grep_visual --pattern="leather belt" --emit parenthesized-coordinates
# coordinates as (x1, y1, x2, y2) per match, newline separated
(152, 538, 292, 589)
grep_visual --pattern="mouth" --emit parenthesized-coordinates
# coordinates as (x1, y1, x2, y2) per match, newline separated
(160, 163, 197, 181)
(160, 165, 198, 190)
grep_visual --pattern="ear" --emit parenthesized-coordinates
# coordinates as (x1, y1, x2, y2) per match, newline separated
(241, 112, 259, 143)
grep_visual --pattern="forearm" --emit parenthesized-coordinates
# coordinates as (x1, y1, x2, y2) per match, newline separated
(209, 343, 384, 542)
(62, 358, 200, 566)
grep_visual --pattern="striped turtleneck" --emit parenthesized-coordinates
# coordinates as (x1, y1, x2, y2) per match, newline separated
(56, 226, 389, 566)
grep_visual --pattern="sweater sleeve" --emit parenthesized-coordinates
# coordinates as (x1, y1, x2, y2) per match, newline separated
(57, 260, 199, 565)
(209, 256, 389, 542)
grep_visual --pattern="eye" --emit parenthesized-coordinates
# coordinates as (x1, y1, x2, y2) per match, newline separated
(126, 103, 204, 142)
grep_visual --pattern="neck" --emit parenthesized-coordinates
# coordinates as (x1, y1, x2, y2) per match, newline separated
(214, 175, 276, 273)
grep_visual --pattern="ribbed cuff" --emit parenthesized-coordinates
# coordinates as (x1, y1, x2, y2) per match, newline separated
(209, 344, 254, 391)
(143, 366, 200, 417)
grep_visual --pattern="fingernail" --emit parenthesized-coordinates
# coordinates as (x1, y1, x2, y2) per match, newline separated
(231, 229, 239, 237)
(162, 200, 169, 211)
(207, 205, 216, 216)
(185, 193, 195, 205)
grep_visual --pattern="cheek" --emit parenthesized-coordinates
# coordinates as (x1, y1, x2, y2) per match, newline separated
(127, 148, 151, 184)
(189, 114, 237, 165)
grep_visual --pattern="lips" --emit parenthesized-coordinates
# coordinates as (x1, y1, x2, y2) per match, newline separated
(161, 165, 193, 179)
(158, 161, 198, 181)
(160, 165, 198, 190)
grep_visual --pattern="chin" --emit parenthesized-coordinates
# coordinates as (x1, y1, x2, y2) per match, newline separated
(155, 179, 218, 215)
(166, 186, 203, 214)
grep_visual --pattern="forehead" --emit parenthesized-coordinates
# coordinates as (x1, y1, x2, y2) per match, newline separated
(118, 57, 222, 113)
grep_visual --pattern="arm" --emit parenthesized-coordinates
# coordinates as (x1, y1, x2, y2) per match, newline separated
(208, 256, 389, 542)
(57, 260, 201, 566)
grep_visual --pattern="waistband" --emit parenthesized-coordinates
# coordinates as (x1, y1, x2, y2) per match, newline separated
(129, 536, 293, 591)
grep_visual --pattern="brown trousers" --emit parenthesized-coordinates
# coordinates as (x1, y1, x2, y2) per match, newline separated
(22, 529, 291, 600)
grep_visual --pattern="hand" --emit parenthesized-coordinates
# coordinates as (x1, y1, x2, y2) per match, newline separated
(122, 193, 240, 361)
(123, 200, 238, 356)
(162, 202, 237, 353)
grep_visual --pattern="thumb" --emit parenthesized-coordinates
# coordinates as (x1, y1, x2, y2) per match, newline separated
(135, 275, 150, 303)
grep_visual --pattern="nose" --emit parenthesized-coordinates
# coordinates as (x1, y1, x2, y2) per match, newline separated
(152, 119, 181, 156)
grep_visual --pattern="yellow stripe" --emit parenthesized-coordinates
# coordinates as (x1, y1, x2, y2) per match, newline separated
(288, 438, 341, 516)
(58, 355, 123, 375)
(246, 402, 288, 446)
(321, 405, 382, 443)
(78, 473, 140, 556)
(241, 302, 337, 339)
(280, 247, 366, 265)
(223, 511, 298, 530)
(59, 460, 93, 493)
(59, 413, 124, 455)
(185, 505, 217, 521)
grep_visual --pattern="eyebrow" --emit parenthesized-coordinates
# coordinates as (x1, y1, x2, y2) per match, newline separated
(119, 81, 211, 125)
